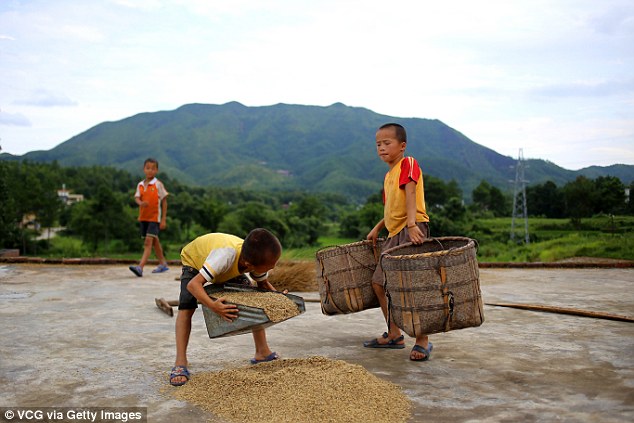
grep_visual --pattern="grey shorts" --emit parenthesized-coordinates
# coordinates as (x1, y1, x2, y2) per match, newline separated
(178, 266, 250, 310)
(139, 221, 160, 238)
(371, 221, 430, 285)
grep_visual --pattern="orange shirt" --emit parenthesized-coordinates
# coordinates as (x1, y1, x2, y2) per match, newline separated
(135, 178, 168, 222)
(383, 157, 429, 237)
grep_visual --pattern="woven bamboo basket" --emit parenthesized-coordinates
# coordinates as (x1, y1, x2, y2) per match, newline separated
(315, 239, 383, 315)
(381, 237, 484, 336)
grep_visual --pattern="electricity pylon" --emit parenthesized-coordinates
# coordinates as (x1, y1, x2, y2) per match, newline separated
(510, 148, 530, 244)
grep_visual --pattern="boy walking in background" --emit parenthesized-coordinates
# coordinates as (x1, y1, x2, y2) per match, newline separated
(129, 158, 169, 277)
(364, 123, 433, 361)
(169, 228, 283, 386)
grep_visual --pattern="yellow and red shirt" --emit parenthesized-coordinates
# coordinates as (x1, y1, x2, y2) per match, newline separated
(383, 157, 429, 237)
(180, 233, 268, 284)
(135, 177, 168, 222)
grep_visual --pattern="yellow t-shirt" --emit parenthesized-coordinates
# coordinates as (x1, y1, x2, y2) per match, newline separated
(180, 233, 267, 283)
(383, 157, 429, 238)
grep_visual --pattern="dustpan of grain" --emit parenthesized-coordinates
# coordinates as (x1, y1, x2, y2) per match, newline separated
(381, 236, 484, 336)
(202, 283, 305, 338)
(315, 239, 383, 315)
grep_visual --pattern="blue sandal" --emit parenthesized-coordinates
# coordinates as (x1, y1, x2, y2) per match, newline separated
(363, 332, 405, 349)
(410, 342, 433, 361)
(169, 365, 190, 386)
(152, 264, 169, 273)
(250, 352, 279, 365)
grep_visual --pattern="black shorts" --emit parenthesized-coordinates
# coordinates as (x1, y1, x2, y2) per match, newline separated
(139, 221, 160, 238)
(177, 266, 251, 310)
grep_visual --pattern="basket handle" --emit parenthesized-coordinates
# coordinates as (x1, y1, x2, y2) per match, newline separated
(334, 240, 384, 270)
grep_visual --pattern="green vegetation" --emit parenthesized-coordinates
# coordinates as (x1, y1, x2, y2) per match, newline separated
(1, 160, 632, 263)
(469, 217, 634, 262)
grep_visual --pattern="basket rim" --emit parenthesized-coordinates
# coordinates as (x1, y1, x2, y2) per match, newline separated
(316, 238, 385, 255)
(381, 236, 476, 260)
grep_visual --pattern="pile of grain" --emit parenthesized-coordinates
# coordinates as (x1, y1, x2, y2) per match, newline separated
(212, 291, 300, 322)
(173, 356, 411, 423)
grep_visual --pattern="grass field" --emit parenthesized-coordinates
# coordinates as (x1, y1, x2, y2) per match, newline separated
(469, 216, 634, 262)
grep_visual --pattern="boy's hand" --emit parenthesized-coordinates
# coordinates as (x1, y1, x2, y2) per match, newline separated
(211, 297, 239, 322)
(366, 228, 379, 245)
(139, 200, 149, 208)
(160, 220, 166, 230)
(408, 225, 425, 244)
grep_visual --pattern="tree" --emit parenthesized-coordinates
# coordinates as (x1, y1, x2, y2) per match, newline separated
(563, 176, 598, 224)
(284, 196, 327, 246)
(428, 198, 468, 237)
(68, 184, 137, 252)
(526, 181, 565, 218)
(338, 192, 384, 239)
(35, 189, 62, 248)
(170, 191, 197, 241)
(471, 180, 509, 217)
(626, 182, 634, 215)
(217, 202, 288, 243)
(0, 163, 19, 248)
(594, 176, 625, 215)
(425, 175, 462, 209)
(196, 196, 228, 233)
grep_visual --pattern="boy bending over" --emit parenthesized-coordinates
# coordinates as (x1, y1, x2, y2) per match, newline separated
(170, 228, 282, 386)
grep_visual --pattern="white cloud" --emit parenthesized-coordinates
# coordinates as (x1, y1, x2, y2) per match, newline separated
(14, 90, 78, 107)
(0, 110, 31, 127)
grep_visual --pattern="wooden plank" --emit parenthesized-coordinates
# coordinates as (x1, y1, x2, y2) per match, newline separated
(155, 298, 174, 317)
(485, 302, 634, 323)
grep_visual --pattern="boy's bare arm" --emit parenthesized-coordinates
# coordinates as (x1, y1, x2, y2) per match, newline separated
(405, 181, 425, 244)
(135, 196, 148, 207)
(186, 273, 238, 322)
(367, 219, 385, 244)
(257, 278, 276, 291)
(160, 197, 167, 229)
(256, 278, 289, 295)
(257, 277, 289, 292)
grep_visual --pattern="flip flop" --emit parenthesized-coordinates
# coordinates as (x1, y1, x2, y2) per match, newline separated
(363, 332, 405, 349)
(169, 365, 190, 386)
(152, 264, 169, 273)
(250, 352, 279, 365)
(129, 265, 143, 277)
(410, 342, 433, 361)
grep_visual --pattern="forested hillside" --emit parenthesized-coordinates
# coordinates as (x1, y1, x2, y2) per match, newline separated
(2, 102, 633, 202)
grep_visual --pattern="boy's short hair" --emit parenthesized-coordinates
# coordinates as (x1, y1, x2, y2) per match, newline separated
(242, 228, 282, 265)
(144, 157, 159, 168)
(379, 123, 407, 143)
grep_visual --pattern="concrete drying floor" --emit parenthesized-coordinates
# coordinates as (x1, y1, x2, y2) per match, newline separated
(0, 263, 633, 422)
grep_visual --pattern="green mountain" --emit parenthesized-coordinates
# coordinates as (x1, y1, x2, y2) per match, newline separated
(3, 102, 633, 201)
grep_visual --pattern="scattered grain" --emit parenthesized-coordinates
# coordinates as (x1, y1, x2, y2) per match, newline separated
(173, 356, 411, 423)
(213, 291, 300, 322)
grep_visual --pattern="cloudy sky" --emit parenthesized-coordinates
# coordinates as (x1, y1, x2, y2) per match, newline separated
(1, 0, 633, 170)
